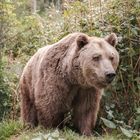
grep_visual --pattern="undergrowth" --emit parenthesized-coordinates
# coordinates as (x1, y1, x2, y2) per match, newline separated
(0, 0, 140, 139)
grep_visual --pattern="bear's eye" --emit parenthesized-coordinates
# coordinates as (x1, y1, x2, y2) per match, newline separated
(93, 55, 101, 61)
(109, 56, 114, 61)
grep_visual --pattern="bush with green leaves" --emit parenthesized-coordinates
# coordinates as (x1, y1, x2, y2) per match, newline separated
(0, 0, 140, 138)
(0, 0, 47, 119)
(0, 60, 11, 120)
(51, 1, 140, 133)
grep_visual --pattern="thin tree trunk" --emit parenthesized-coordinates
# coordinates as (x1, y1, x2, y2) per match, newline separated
(31, 0, 37, 14)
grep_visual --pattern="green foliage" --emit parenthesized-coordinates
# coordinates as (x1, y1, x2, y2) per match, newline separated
(0, 120, 23, 140)
(105, 0, 140, 101)
(101, 117, 116, 129)
(120, 127, 133, 138)
(8, 126, 122, 140)
(0, 0, 140, 138)
(60, 0, 140, 135)
(101, 104, 140, 138)
(0, 60, 11, 120)
(0, 0, 47, 58)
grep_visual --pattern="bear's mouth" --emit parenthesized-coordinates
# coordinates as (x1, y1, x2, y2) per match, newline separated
(87, 77, 108, 89)
(94, 79, 110, 88)
(97, 82, 108, 88)
(85, 73, 112, 88)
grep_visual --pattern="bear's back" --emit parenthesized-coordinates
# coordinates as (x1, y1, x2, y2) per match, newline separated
(19, 32, 89, 93)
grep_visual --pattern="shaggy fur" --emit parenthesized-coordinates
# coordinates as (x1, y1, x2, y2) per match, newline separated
(19, 32, 119, 136)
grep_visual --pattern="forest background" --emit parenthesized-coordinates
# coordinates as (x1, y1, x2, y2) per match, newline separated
(0, 0, 140, 139)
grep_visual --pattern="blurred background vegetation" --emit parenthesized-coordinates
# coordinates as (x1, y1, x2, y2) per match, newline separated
(0, 0, 140, 139)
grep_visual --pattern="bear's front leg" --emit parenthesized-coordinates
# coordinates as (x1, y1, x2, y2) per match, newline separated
(34, 78, 69, 129)
(35, 91, 66, 128)
(72, 88, 102, 136)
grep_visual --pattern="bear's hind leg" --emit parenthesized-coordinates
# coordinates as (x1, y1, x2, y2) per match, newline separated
(20, 86, 38, 127)
(37, 109, 64, 129)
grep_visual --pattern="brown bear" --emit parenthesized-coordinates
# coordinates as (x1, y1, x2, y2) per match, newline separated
(19, 32, 119, 136)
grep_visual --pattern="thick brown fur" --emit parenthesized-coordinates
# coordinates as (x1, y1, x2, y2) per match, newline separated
(19, 32, 119, 136)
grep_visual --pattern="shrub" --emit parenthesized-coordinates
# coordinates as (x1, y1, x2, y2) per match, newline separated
(0, 0, 140, 137)
(0, 60, 11, 120)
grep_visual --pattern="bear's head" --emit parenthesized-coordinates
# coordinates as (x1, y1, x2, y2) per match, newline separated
(71, 33, 119, 89)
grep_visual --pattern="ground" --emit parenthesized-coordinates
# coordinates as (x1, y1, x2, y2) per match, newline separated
(1, 120, 139, 140)
(10, 127, 118, 140)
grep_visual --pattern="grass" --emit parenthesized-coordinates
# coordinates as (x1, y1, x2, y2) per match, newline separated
(0, 120, 127, 140)
(1, 120, 140, 140)
(11, 127, 119, 140)
(0, 120, 23, 140)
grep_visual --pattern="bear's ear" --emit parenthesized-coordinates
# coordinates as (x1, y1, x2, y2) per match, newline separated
(77, 35, 89, 48)
(105, 33, 118, 47)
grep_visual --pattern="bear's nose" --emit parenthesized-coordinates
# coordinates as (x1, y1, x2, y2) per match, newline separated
(105, 72, 116, 83)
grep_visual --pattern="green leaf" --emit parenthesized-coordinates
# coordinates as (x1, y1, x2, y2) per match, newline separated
(110, 104, 115, 108)
(107, 110, 114, 119)
(136, 107, 140, 114)
(120, 127, 133, 138)
(101, 117, 116, 129)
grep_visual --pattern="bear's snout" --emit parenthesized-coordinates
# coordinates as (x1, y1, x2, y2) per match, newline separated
(105, 72, 116, 83)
